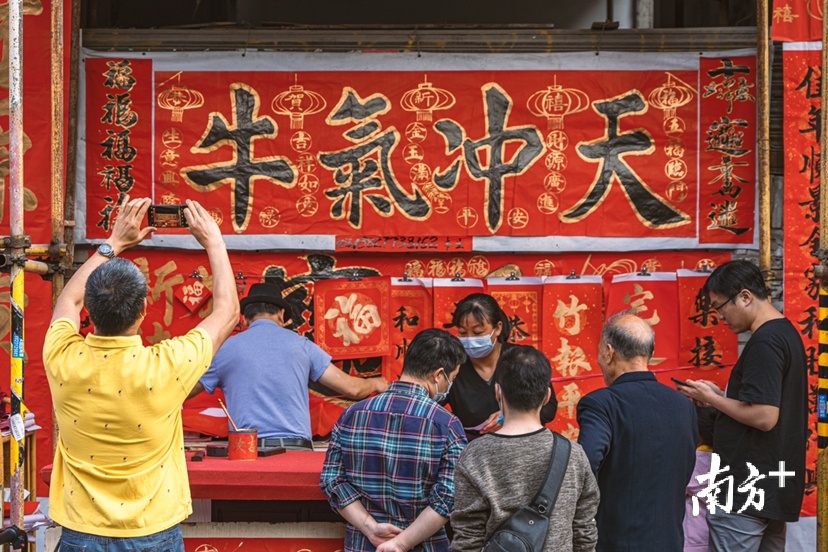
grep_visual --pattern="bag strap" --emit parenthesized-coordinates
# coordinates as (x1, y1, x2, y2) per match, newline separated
(530, 432, 571, 518)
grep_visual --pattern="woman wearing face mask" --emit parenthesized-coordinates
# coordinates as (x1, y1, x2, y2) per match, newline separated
(446, 293, 558, 437)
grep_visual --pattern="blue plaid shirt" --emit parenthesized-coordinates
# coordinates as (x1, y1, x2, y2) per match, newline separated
(320, 381, 467, 551)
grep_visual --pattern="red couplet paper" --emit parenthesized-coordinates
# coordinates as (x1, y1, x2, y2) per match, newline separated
(606, 272, 680, 371)
(541, 275, 604, 381)
(431, 278, 485, 335)
(314, 277, 391, 360)
(385, 278, 434, 381)
(486, 276, 543, 349)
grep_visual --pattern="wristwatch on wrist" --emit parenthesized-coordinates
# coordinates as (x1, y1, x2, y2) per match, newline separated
(97, 243, 116, 260)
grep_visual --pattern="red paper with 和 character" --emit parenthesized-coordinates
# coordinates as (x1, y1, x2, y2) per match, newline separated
(385, 278, 433, 381)
(313, 277, 391, 360)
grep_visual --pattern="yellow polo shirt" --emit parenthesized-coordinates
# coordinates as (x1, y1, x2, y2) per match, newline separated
(43, 318, 213, 537)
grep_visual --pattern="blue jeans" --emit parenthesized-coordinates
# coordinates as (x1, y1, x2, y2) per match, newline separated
(707, 510, 786, 552)
(59, 525, 184, 552)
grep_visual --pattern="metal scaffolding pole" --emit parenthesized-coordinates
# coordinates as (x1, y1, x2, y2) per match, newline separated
(7, 0, 25, 538)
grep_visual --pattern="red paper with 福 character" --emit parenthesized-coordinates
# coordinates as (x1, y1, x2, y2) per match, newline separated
(313, 277, 391, 360)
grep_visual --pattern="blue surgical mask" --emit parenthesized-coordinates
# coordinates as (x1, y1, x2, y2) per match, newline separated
(433, 372, 453, 403)
(459, 330, 496, 359)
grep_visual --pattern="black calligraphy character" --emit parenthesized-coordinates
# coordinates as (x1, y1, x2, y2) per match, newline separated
(395, 337, 410, 360)
(101, 93, 138, 129)
(709, 156, 747, 199)
(706, 117, 751, 157)
(183, 84, 295, 232)
(703, 59, 755, 114)
(799, 226, 820, 259)
(800, 105, 822, 143)
(688, 289, 718, 327)
(804, 345, 818, 377)
(320, 88, 430, 229)
(103, 60, 136, 91)
(798, 305, 817, 339)
(689, 336, 723, 368)
(804, 266, 819, 301)
(799, 184, 819, 223)
(707, 200, 750, 235)
(561, 91, 690, 228)
(95, 194, 126, 232)
(263, 254, 381, 335)
(392, 306, 419, 332)
(100, 129, 137, 163)
(796, 66, 822, 100)
(800, 145, 821, 185)
(508, 314, 531, 343)
(434, 84, 543, 233)
(98, 165, 135, 195)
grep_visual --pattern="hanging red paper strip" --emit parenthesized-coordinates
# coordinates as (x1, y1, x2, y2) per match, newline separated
(606, 272, 680, 370)
(771, 0, 822, 42)
(546, 374, 606, 439)
(385, 278, 433, 381)
(313, 277, 392, 360)
(85, 58, 154, 238)
(431, 278, 485, 335)
(698, 55, 757, 245)
(486, 276, 543, 349)
(781, 44, 820, 516)
(541, 275, 604, 381)
(676, 269, 738, 371)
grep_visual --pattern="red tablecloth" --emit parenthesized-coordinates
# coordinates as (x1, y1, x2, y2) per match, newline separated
(186, 450, 328, 501)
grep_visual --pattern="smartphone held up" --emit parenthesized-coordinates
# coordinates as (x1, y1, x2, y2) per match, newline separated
(148, 204, 189, 229)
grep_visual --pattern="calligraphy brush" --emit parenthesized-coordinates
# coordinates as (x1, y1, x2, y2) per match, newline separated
(217, 398, 240, 432)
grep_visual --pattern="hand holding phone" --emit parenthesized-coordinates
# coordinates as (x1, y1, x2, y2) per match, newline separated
(671, 377, 690, 388)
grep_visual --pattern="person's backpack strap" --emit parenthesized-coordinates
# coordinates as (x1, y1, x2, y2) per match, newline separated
(531, 432, 571, 517)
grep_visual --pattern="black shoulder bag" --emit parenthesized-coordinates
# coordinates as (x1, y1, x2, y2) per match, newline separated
(482, 432, 571, 552)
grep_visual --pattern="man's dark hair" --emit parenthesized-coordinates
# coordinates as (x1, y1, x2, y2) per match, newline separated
(402, 328, 467, 380)
(703, 260, 769, 300)
(451, 293, 511, 344)
(495, 345, 551, 413)
(602, 311, 655, 361)
(243, 302, 282, 321)
(85, 258, 148, 336)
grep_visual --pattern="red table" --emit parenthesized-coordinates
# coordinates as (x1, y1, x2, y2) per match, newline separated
(186, 450, 327, 501)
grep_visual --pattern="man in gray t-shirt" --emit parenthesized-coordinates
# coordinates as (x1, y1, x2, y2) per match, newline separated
(188, 283, 388, 446)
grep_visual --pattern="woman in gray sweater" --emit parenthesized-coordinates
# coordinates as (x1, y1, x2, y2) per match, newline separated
(451, 346, 599, 552)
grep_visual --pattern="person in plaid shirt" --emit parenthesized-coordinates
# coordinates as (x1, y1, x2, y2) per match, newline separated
(320, 328, 468, 552)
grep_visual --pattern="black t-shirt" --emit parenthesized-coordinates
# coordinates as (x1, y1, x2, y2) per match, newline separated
(712, 318, 807, 521)
(446, 343, 558, 433)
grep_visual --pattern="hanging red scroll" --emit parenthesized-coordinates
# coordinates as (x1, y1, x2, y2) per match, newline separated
(676, 269, 738, 372)
(385, 277, 433, 381)
(547, 374, 606, 440)
(606, 272, 680, 370)
(771, 0, 822, 42)
(313, 277, 391, 360)
(432, 277, 485, 335)
(486, 276, 543, 349)
(540, 275, 604, 382)
(782, 43, 820, 516)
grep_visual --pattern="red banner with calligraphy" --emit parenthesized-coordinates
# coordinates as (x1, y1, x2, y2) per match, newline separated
(313, 277, 391, 360)
(386, 278, 433, 381)
(431, 278, 485, 334)
(782, 43, 820, 516)
(606, 272, 681, 370)
(676, 269, 738, 372)
(79, 51, 757, 250)
(772, 0, 822, 42)
(486, 277, 543, 349)
(541, 275, 603, 382)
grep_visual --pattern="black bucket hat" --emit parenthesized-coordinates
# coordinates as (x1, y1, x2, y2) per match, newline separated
(239, 283, 293, 322)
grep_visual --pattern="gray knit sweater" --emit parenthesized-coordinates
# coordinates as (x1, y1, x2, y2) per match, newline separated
(451, 429, 599, 552)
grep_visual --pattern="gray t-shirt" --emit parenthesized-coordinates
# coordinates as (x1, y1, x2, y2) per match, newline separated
(200, 318, 331, 439)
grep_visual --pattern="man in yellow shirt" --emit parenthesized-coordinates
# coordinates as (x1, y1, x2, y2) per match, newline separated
(43, 196, 239, 551)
